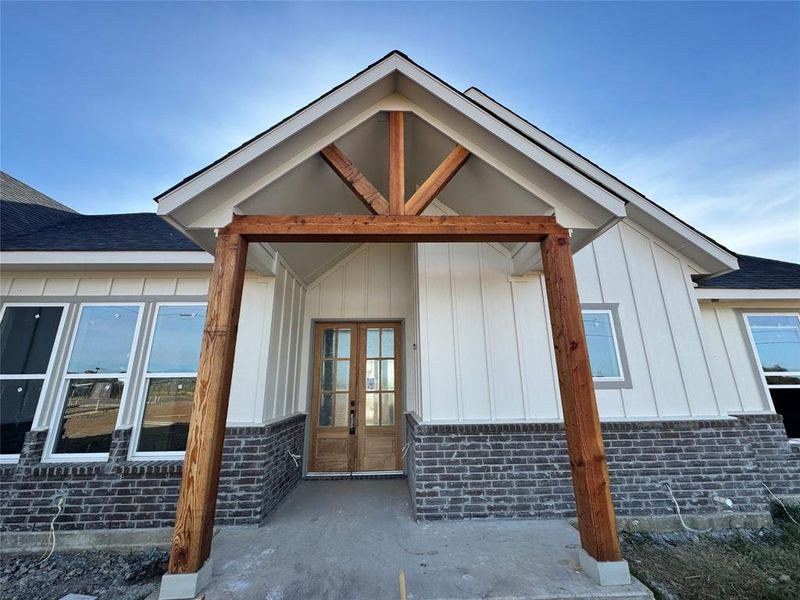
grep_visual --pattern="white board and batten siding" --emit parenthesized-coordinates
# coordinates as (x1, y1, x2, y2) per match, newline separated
(298, 243, 418, 416)
(416, 220, 736, 423)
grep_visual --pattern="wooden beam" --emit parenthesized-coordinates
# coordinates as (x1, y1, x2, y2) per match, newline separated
(222, 214, 564, 243)
(168, 232, 248, 574)
(388, 112, 405, 215)
(405, 144, 470, 215)
(541, 232, 621, 563)
(320, 144, 389, 215)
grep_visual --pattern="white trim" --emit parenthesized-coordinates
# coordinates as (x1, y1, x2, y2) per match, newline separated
(129, 302, 206, 460)
(582, 309, 625, 383)
(44, 302, 145, 461)
(0, 251, 212, 268)
(695, 288, 800, 301)
(0, 302, 69, 460)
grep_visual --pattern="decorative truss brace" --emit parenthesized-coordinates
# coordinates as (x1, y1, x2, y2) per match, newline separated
(319, 112, 471, 216)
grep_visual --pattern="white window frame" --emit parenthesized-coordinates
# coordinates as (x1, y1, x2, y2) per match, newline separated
(129, 301, 206, 461)
(0, 302, 69, 464)
(743, 312, 800, 392)
(582, 308, 626, 384)
(44, 302, 145, 463)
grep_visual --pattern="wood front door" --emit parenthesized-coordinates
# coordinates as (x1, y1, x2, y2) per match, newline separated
(308, 321, 402, 473)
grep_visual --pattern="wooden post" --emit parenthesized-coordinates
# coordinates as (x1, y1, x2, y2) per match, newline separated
(541, 232, 622, 563)
(168, 232, 248, 574)
(388, 111, 404, 215)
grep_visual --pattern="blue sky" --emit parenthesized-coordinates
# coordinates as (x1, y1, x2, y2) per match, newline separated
(2, 2, 798, 261)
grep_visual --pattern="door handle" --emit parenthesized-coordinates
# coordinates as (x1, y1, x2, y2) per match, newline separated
(349, 407, 356, 435)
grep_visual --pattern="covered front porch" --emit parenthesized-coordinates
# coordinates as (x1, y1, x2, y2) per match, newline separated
(193, 479, 652, 600)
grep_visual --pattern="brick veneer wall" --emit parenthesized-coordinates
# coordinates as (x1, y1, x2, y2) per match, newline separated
(406, 413, 800, 520)
(0, 414, 306, 532)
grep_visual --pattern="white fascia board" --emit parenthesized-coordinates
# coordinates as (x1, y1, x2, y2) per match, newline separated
(465, 88, 738, 274)
(0, 251, 213, 270)
(156, 57, 399, 214)
(695, 288, 800, 301)
(395, 60, 626, 219)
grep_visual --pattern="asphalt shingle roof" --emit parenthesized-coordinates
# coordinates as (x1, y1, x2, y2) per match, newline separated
(1, 171, 200, 252)
(698, 254, 800, 290)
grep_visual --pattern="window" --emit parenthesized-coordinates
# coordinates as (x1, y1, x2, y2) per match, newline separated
(132, 304, 205, 455)
(582, 306, 630, 389)
(0, 305, 65, 457)
(745, 313, 800, 438)
(50, 304, 142, 457)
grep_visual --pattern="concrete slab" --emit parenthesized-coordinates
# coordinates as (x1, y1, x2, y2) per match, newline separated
(198, 479, 653, 600)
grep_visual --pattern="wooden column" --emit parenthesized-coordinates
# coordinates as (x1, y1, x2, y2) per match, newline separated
(388, 111, 404, 215)
(541, 232, 622, 562)
(168, 232, 248, 574)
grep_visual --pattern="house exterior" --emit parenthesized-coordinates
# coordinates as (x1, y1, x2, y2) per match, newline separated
(1, 52, 798, 589)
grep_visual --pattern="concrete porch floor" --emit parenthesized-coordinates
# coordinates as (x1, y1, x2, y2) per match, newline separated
(194, 479, 653, 600)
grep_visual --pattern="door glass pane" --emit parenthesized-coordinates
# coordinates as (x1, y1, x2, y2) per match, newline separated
(583, 312, 621, 379)
(381, 359, 394, 390)
(337, 329, 351, 359)
(67, 306, 139, 374)
(381, 393, 395, 426)
(365, 392, 379, 426)
(334, 393, 348, 427)
(0, 379, 44, 454)
(365, 359, 379, 391)
(322, 328, 335, 358)
(336, 361, 349, 391)
(147, 306, 205, 373)
(55, 378, 124, 453)
(0, 306, 63, 375)
(381, 329, 394, 358)
(321, 360, 334, 391)
(319, 393, 333, 426)
(137, 378, 195, 452)
(747, 315, 800, 374)
(366, 328, 380, 358)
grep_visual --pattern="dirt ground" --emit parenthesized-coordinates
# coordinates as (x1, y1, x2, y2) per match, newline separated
(621, 504, 800, 600)
(0, 548, 167, 600)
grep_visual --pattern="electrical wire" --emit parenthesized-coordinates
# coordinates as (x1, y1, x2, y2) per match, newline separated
(763, 482, 800, 526)
(662, 482, 711, 534)
(38, 495, 65, 563)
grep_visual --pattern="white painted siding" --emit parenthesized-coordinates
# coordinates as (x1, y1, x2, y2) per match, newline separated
(416, 220, 727, 422)
(699, 303, 790, 414)
(298, 243, 417, 415)
(262, 260, 306, 422)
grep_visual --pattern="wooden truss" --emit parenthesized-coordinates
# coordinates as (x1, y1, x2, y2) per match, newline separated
(320, 112, 471, 216)
(167, 113, 622, 578)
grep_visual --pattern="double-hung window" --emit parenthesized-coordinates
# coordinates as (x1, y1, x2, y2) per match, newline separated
(0, 304, 66, 459)
(582, 306, 630, 388)
(744, 313, 800, 438)
(49, 304, 142, 458)
(132, 303, 205, 457)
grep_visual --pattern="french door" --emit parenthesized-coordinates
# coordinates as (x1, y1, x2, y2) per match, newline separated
(308, 321, 402, 473)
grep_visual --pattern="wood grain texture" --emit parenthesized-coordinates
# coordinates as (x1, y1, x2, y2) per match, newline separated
(541, 232, 622, 562)
(405, 145, 470, 216)
(388, 112, 405, 215)
(223, 214, 562, 243)
(320, 144, 389, 215)
(168, 233, 248, 574)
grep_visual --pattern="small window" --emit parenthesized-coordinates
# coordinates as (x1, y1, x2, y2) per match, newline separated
(51, 304, 141, 456)
(745, 313, 800, 438)
(582, 306, 630, 389)
(133, 304, 205, 455)
(0, 305, 65, 456)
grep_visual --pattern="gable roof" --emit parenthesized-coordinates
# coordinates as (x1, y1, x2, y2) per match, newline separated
(153, 51, 737, 277)
(697, 254, 800, 290)
(1, 171, 199, 252)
